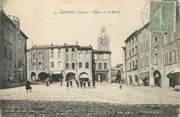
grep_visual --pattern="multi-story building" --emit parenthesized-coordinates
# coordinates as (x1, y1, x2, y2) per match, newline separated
(27, 27, 111, 83)
(93, 50, 111, 82)
(27, 44, 93, 83)
(162, 0, 180, 87)
(124, 0, 180, 87)
(137, 23, 151, 86)
(94, 27, 111, 82)
(124, 31, 138, 86)
(0, 10, 28, 88)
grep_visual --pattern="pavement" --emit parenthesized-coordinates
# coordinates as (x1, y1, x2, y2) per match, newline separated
(0, 82, 180, 104)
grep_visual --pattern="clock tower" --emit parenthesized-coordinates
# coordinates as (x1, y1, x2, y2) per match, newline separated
(97, 27, 110, 51)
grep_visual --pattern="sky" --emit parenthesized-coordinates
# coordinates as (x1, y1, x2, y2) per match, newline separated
(2, 0, 148, 66)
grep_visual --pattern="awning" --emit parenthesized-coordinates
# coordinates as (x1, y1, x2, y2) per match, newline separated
(80, 74, 89, 79)
(79, 74, 89, 81)
(169, 67, 180, 74)
(167, 67, 180, 78)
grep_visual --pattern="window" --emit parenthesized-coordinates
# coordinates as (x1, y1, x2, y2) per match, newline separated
(94, 54, 98, 59)
(173, 50, 177, 63)
(33, 62, 36, 69)
(132, 48, 134, 56)
(94, 63, 96, 69)
(65, 48, 68, 52)
(154, 53, 158, 65)
(65, 63, 69, 69)
(169, 51, 172, 64)
(72, 63, 75, 70)
(51, 51, 54, 58)
(98, 63, 102, 69)
(9, 49, 12, 60)
(79, 62, 82, 69)
(154, 36, 158, 47)
(71, 54, 74, 61)
(4, 46, 7, 58)
(51, 62, 54, 68)
(65, 54, 69, 61)
(72, 48, 75, 52)
(135, 59, 138, 66)
(38, 52, 42, 58)
(135, 46, 138, 54)
(58, 61, 61, 68)
(58, 51, 61, 58)
(104, 54, 107, 59)
(129, 49, 131, 58)
(133, 61, 134, 68)
(104, 63, 107, 69)
(85, 62, 89, 69)
(33, 53, 36, 59)
(85, 53, 89, 60)
(164, 52, 168, 65)
(38, 62, 42, 68)
(79, 53, 82, 59)
(101, 54, 104, 59)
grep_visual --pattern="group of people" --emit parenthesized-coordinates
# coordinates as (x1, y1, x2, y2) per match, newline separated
(66, 80, 91, 88)
(25, 80, 93, 93)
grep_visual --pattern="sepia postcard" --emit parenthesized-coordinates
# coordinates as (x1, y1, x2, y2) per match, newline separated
(0, 0, 180, 117)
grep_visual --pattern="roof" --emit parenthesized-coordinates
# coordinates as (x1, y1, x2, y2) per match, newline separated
(27, 44, 93, 51)
(125, 30, 138, 43)
(125, 22, 149, 43)
(1, 10, 28, 39)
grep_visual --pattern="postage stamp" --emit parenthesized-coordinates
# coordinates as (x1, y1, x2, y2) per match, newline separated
(150, 1, 176, 32)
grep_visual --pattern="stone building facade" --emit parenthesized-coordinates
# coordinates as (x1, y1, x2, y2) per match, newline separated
(94, 27, 111, 82)
(93, 50, 111, 82)
(0, 10, 28, 88)
(27, 28, 111, 83)
(125, 31, 138, 85)
(137, 24, 151, 86)
(124, 0, 180, 87)
(27, 44, 93, 83)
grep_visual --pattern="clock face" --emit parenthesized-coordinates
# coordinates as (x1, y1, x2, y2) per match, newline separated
(100, 39, 107, 47)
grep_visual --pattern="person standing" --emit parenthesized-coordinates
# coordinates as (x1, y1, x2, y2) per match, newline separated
(26, 81, 32, 93)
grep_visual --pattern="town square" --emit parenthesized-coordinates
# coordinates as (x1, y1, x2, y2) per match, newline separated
(0, 0, 180, 116)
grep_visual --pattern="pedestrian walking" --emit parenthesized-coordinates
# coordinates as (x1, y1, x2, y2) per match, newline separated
(46, 77, 50, 87)
(60, 81, 63, 86)
(59, 78, 63, 86)
(76, 80, 79, 88)
(80, 81, 83, 88)
(119, 84, 122, 89)
(70, 80, 73, 87)
(66, 81, 69, 88)
(25, 81, 32, 93)
(83, 81, 86, 88)
(88, 81, 91, 87)
(77, 82, 79, 88)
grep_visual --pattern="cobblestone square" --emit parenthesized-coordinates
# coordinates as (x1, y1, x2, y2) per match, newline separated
(0, 83, 179, 104)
